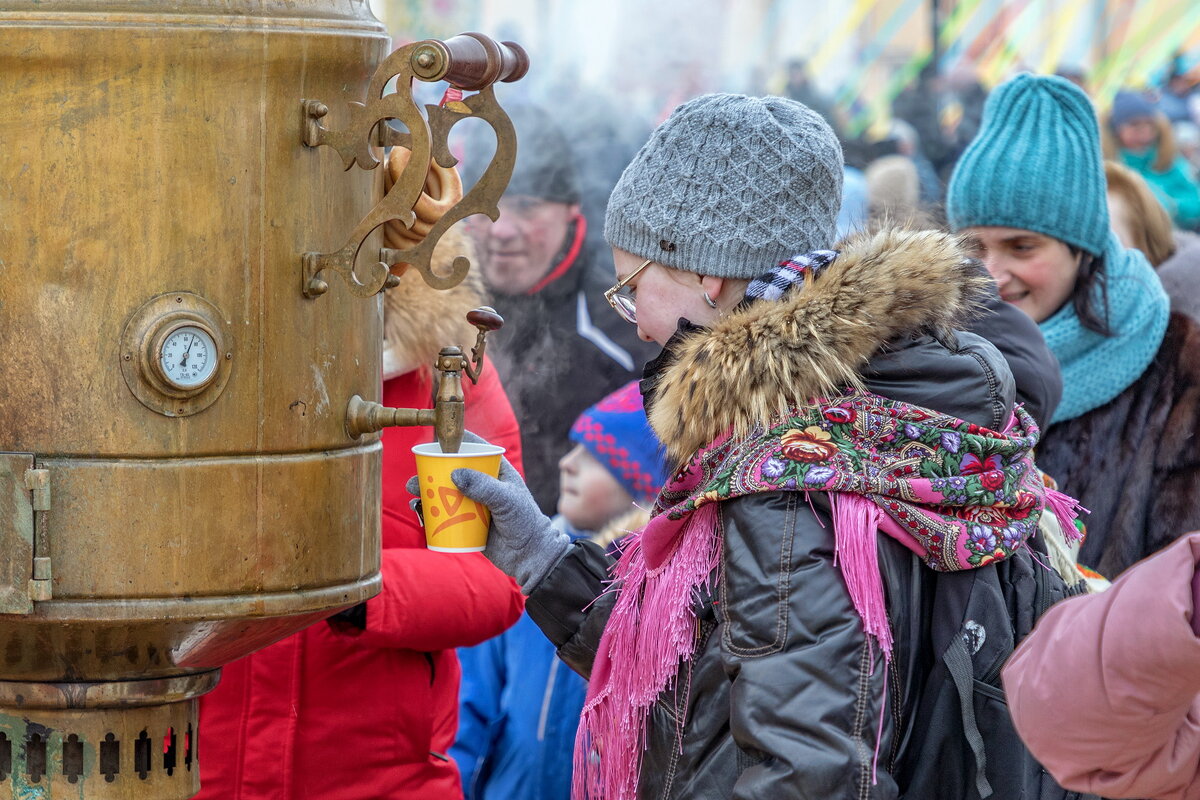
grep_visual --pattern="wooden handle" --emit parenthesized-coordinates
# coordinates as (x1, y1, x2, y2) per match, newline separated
(466, 306, 504, 332)
(438, 34, 529, 91)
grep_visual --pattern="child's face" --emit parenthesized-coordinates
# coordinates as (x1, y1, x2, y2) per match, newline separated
(557, 445, 635, 532)
(1116, 118, 1158, 152)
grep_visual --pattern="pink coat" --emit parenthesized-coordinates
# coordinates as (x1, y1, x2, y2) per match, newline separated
(1002, 532, 1200, 800)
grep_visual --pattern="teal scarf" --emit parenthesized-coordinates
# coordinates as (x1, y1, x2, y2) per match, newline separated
(1040, 231, 1169, 424)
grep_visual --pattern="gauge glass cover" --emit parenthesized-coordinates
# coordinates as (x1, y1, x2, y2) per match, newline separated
(159, 325, 218, 389)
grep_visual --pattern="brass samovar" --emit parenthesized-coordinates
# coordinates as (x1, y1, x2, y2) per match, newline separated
(0, 2, 525, 797)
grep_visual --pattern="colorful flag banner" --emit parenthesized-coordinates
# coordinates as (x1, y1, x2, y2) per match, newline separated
(970, 0, 1033, 81)
(808, 0, 878, 74)
(1091, 0, 1175, 96)
(1038, 0, 1094, 73)
(1124, 6, 1200, 89)
(835, 0, 930, 108)
(940, 0, 998, 71)
(980, 0, 1051, 85)
(845, 0, 991, 136)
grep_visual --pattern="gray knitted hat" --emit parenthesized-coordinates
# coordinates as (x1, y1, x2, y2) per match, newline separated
(604, 93, 843, 279)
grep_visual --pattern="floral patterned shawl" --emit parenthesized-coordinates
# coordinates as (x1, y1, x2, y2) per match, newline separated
(573, 389, 1083, 800)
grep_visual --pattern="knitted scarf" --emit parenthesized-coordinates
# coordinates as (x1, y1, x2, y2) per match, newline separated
(1040, 232, 1169, 424)
(573, 390, 1084, 800)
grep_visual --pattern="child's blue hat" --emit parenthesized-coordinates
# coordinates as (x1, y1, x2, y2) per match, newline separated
(1109, 90, 1157, 130)
(570, 382, 669, 504)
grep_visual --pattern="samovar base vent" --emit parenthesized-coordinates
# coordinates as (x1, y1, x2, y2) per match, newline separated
(0, 673, 215, 799)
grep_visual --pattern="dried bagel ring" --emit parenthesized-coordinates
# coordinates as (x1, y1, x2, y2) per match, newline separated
(382, 147, 464, 246)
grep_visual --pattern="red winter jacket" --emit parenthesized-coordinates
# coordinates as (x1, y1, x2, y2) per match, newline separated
(197, 363, 525, 800)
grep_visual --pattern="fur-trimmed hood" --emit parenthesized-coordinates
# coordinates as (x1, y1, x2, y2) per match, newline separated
(383, 225, 488, 380)
(648, 228, 990, 464)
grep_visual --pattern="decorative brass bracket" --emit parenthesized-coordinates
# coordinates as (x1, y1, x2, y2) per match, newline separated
(300, 33, 528, 298)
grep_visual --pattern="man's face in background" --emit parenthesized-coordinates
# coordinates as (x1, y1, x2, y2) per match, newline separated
(466, 195, 578, 295)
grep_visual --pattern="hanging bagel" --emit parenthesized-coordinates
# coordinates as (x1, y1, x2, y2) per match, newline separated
(382, 146, 464, 252)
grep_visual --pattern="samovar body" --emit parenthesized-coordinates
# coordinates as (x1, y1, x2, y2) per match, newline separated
(0, 2, 389, 796)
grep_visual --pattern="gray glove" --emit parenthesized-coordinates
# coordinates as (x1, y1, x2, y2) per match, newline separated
(405, 439, 570, 594)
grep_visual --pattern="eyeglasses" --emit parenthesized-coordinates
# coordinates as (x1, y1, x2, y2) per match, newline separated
(604, 259, 652, 324)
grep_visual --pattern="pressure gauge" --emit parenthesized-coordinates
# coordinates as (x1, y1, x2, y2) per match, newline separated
(120, 292, 234, 417)
(156, 324, 218, 390)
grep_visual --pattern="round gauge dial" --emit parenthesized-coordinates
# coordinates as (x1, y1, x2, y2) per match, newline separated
(157, 325, 218, 390)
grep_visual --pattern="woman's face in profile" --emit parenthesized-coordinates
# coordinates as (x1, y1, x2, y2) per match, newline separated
(962, 226, 1079, 323)
(610, 248, 718, 346)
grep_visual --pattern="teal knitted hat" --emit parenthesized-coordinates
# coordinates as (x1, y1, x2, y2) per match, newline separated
(947, 73, 1109, 256)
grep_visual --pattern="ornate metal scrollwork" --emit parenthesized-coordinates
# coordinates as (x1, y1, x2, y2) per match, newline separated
(300, 33, 528, 298)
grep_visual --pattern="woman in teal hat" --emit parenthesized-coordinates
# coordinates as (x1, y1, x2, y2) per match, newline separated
(947, 73, 1200, 579)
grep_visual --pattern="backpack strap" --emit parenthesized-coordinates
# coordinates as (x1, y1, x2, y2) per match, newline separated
(942, 634, 994, 799)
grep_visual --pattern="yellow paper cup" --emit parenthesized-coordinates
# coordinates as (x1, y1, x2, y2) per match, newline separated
(412, 442, 505, 553)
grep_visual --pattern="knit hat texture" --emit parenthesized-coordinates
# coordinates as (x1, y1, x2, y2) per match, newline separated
(1109, 90, 1158, 130)
(866, 154, 920, 216)
(569, 381, 669, 504)
(947, 73, 1110, 256)
(459, 103, 581, 204)
(604, 93, 843, 279)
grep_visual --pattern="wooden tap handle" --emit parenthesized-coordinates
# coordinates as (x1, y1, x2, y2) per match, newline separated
(466, 306, 504, 332)
(423, 33, 529, 91)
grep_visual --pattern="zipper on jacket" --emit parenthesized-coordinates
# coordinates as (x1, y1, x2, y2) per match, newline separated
(537, 658, 559, 741)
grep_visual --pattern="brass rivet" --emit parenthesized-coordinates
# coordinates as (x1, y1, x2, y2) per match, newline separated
(176, 297, 183, 303)
(123, 353, 132, 361)
(225, 353, 232, 360)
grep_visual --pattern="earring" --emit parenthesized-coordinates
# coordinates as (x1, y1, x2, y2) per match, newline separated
(702, 291, 718, 309)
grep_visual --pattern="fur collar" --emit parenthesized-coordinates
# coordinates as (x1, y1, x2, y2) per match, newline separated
(383, 226, 488, 380)
(648, 228, 989, 464)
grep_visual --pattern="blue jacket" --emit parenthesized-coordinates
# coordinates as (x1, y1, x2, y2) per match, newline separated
(453, 519, 592, 799)
(452, 612, 588, 800)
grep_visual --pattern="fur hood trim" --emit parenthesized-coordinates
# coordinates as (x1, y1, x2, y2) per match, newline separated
(648, 228, 989, 464)
(383, 226, 488, 380)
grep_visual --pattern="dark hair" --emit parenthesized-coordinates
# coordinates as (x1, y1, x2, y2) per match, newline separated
(1069, 247, 1112, 336)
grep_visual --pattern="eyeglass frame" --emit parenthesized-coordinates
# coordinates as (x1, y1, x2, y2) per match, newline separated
(604, 258, 653, 324)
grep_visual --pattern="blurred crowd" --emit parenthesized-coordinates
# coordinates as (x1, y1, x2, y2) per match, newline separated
(196, 41, 1200, 799)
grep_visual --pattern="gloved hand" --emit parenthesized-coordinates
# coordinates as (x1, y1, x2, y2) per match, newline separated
(406, 436, 570, 594)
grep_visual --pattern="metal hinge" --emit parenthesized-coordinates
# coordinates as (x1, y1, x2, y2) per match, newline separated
(24, 469, 49, 510)
(24, 469, 51, 601)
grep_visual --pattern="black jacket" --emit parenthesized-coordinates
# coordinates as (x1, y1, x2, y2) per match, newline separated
(487, 218, 659, 512)
(526, 230, 1081, 799)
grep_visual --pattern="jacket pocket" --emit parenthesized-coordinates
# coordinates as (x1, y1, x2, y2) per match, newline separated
(718, 494, 798, 657)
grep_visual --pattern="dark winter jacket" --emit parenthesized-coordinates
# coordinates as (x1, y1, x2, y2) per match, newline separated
(488, 216, 659, 513)
(527, 230, 1075, 799)
(1037, 312, 1200, 578)
(966, 286, 1063, 430)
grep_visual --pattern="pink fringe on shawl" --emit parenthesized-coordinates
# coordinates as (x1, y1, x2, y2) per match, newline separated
(830, 492, 894, 659)
(1044, 488, 1089, 544)
(573, 502, 721, 800)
